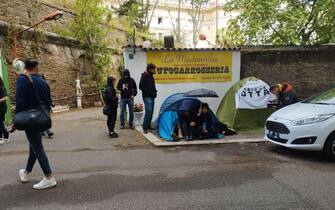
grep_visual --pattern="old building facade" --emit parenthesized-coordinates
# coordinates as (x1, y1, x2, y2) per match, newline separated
(104, 0, 239, 47)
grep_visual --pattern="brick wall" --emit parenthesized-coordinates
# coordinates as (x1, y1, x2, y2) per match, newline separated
(241, 46, 335, 99)
(0, 0, 73, 33)
(0, 0, 125, 108)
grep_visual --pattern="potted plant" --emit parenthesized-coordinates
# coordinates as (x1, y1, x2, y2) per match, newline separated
(133, 103, 144, 126)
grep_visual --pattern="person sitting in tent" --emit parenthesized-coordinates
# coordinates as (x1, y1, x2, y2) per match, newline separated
(196, 103, 217, 140)
(269, 83, 298, 109)
(178, 111, 197, 141)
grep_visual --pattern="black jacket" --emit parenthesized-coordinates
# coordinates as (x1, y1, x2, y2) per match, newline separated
(197, 112, 213, 130)
(278, 91, 298, 109)
(139, 72, 157, 98)
(0, 86, 7, 114)
(104, 77, 118, 108)
(117, 70, 137, 99)
(278, 84, 298, 109)
(178, 111, 197, 124)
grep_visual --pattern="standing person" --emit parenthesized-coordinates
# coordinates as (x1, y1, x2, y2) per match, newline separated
(40, 74, 54, 138)
(117, 69, 137, 129)
(103, 75, 119, 138)
(0, 77, 9, 144)
(139, 63, 157, 134)
(12, 59, 56, 190)
(269, 83, 298, 109)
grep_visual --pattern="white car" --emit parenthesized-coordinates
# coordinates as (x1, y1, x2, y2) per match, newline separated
(265, 87, 335, 160)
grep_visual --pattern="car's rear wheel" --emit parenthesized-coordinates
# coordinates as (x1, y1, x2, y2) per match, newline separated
(323, 132, 335, 161)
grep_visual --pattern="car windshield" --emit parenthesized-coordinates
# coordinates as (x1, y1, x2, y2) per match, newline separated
(303, 87, 335, 105)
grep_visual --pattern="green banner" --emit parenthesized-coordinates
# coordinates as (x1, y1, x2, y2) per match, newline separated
(0, 54, 12, 125)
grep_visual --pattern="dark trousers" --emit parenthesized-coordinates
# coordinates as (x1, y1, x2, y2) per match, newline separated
(198, 126, 217, 140)
(181, 121, 196, 138)
(120, 98, 134, 126)
(0, 112, 8, 139)
(107, 108, 117, 132)
(25, 131, 52, 176)
(143, 97, 154, 130)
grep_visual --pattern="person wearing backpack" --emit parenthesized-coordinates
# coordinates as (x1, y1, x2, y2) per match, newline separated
(103, 75, 119, 138)
(11, 59, 56, 190)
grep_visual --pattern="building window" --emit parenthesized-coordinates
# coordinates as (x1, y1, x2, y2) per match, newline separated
(158, 17, 163, 24)
(128, 54, 134, 60)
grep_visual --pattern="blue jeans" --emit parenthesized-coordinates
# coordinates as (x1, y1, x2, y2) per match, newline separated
(25, 131, 52, 176)
(143, 97, 155, 130)
(120, 98, 134, 126)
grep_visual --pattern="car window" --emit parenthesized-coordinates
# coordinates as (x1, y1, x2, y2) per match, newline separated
(303, 87, 335, 105)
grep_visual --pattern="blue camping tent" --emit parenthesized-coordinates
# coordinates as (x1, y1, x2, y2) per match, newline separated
(157, 93, 222, 141)
(157, 93, 200, 141)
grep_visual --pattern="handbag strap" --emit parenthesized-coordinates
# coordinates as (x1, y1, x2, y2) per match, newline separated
(23, 74, 46, 109)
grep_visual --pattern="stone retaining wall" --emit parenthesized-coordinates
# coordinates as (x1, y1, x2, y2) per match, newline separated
(241, 45, 335, 99)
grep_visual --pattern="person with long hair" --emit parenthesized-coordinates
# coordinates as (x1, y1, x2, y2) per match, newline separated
(0, 77, 9, 144)
(12, 59, 57, 190)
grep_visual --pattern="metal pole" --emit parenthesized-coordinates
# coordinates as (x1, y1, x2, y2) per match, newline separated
(12, 19, 46, 59)
(215, 0, 218, 46)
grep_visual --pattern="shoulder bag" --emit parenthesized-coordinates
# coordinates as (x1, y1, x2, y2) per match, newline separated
(13, 74, 52, 132)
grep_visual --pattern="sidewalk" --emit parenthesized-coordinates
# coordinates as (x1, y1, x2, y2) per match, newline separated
(0, 108, 150, 156)
(135, 126, 265, 147)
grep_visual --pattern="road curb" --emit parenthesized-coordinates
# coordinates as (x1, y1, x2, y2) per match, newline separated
(135, 126, 265, 147)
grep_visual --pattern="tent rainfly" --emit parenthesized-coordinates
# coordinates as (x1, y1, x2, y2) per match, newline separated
(216, 77, 274, 132)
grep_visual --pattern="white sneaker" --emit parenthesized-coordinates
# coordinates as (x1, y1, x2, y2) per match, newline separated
(0, 139, 4, 145)
(33, 177, 57, 190)
(3, 137, 10, 143)
(19, 169, 29, 183)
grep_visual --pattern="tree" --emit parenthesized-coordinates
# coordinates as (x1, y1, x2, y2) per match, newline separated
(113, 0, 145, 29)
(217, 28, 235, 48)
(166, 0, 184, 46)
(224, 0, 335, 45)
(113, 0, 160, 30)
(60, 0, 113, 89)
(187, 0, 208, 46)
(143, 0, 160, 28)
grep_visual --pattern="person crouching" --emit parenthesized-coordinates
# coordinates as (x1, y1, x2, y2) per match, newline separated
(197, 103, 216, 140)
(178, 111, 197, 141)
(269, 83, 298, 109)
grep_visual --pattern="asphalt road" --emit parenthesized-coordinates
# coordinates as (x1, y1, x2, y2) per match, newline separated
(0, 108, 334, 210)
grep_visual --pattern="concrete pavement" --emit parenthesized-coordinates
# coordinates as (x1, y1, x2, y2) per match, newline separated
(0, 108, 334, 210)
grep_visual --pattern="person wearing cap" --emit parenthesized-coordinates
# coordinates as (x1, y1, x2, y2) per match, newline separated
(13, 59, 57, 190)
(103, 75, 119, 138)
(269, 83, 298, 109)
